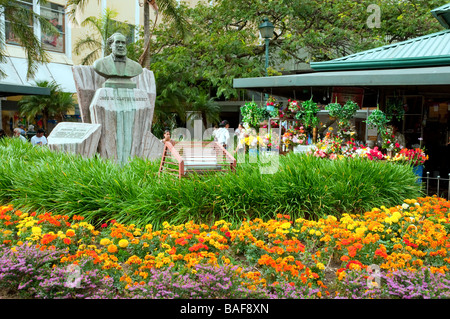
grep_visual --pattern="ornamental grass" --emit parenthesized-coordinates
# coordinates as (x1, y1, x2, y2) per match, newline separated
(0, 196, 449, 299)
(0, 138, 421, 229)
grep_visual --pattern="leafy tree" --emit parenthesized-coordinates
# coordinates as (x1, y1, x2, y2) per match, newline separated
(0, 0, 59, 79)
(73, 8, 135, 65)
(149, 0, 446, 105)
(18, 81, 76, 133)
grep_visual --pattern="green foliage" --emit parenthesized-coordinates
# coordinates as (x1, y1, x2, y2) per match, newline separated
(295, 98, 319, 129)
(146, 0, 445, 120)
(18, 80, 76, 132)
(240, 101, 268, 129)
(326, 99, 359, 127)
(365, 108, 389, 130)
(386, 98, 406, 122)
(0, 139, 422, 229)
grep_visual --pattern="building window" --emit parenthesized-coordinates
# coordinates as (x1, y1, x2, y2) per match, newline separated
(5, 0, 33, 46)
(40, 2, 65, 53)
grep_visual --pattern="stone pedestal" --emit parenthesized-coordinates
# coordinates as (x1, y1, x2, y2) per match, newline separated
(89, 87, 156, 163)
(47, 122, 101, 157)
(72, 66, 156, 124)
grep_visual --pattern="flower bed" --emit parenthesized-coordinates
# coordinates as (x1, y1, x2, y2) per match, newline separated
(1, 196, 449, 299)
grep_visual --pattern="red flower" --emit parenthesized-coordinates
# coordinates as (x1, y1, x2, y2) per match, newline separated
(224, 231, 231, 238)
(101, 223, 108, 228)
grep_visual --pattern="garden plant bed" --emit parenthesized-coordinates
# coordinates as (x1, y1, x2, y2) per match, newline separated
(1, 196, 450, 299)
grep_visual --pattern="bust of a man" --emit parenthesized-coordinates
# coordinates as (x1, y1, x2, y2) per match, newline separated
(93, 32, 143, 88)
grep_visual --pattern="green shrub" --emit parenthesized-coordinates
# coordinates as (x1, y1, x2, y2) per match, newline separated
(0, 138, 422, 228)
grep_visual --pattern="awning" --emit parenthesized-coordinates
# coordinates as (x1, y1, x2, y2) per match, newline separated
(0, 82, 50, 97)
(233, 65, 450, 95)
(1, 56, 77, 93)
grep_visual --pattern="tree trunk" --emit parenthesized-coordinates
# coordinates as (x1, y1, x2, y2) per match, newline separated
(43, 110, 49, 134)
(141, 1, 150, 68)
(139, 1, 158, 69)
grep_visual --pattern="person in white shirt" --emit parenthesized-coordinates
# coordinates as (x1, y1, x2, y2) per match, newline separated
(216, 120, 230, 149)
(30, 129, 47, 146)
(13, 128, 27, 142)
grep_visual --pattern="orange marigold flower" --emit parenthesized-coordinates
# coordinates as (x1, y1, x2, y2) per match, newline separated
(66, 229, 76, 237)
(107, 244, 118, 253)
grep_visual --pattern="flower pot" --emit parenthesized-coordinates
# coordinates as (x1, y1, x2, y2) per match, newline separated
(413, 165, 423, 184)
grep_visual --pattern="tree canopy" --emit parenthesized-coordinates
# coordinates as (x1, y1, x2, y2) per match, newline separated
(149, 0, 447, 106)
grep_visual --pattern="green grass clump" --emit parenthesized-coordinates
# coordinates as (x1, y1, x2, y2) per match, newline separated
(0, 138, 422, 228)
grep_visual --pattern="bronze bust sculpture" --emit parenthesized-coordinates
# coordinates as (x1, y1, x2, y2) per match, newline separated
(93, 32, 143, 88)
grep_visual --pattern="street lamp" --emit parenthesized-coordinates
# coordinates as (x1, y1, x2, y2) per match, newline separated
(259, 17, 275, 111)
(258, 17, 274, 77)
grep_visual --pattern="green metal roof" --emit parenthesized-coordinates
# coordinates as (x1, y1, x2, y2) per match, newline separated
(233, 66, 450, 97)
(431, 3, 450, 29)
(310, 29, 450, 71)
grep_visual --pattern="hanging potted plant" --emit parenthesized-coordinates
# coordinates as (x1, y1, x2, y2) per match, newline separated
(365, 106, 392, 154)
(295, 98, 319, 142)
(240, 100, 269, 130)
(325, 99, 359, 143)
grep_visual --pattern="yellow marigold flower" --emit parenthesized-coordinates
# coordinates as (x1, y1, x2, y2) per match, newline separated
(31, 227, 42, 235)
(118, 239, 129, 248)
(100, 238, 110, 246)
(316, 262, 325, 270)
(280, 222, 291, 229)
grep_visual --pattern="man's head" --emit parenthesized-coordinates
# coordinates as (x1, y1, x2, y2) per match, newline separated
(13, 128, 21, 136)
(36, 128, 45, 137)
(220, 120, 229, 128)
(107, 33, 127, 58)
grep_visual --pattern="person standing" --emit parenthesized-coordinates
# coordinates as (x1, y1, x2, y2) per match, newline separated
(30, 128, 47, 146)
(216, 120, 230, 149)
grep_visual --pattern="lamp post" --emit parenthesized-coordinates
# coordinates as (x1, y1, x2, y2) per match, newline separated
(258, 17, 275, 77)
(258, 17, 275, 111)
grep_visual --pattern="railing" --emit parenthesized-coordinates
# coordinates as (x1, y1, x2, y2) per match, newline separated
(422, 171, 450, 200)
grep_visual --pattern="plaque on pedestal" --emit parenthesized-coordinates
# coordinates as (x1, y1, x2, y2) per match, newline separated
(47, 122, 102, 157)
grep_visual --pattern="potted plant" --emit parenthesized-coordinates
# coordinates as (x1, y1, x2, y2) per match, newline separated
(325, 99, 359, 142)
(240, 100, 269, 130)
(295, 98, 319, 142)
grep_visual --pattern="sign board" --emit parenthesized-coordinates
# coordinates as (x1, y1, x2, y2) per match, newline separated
(48, 122, 101, 157)
(331, 87, 364, 107)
